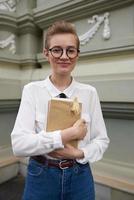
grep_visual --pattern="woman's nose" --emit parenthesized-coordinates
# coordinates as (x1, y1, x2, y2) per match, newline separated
(60, 49, 68, 59)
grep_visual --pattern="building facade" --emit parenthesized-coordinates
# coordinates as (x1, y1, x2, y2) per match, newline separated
(0, 0, 134, 199)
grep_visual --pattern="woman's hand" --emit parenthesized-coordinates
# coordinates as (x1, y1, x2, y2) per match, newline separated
(73, 119, 87, 140)
(61, 119, 87, 145)
(48, 144, 84, 160)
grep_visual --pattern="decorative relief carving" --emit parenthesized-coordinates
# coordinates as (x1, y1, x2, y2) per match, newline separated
(79, 12, 111, 45)
(0, 34, 16, 54)
(0, 0, 18, 12)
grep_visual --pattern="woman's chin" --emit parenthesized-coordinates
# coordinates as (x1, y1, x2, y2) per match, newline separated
(58, 68, 71, 74)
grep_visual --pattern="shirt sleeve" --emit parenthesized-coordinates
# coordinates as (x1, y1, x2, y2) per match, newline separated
(11, 85, 64, 157)
(77, 88, 110, 164)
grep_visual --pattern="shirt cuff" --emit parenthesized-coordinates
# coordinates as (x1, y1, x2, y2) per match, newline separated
(40, 130, 64, 150)
(52, 130, 64, 149)
(76, 147, 88, 164)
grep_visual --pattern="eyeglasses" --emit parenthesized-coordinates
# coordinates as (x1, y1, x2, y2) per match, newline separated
(49, 46, 80, 59)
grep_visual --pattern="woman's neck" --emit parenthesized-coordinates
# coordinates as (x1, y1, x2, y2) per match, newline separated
(50, 74, 72, 91)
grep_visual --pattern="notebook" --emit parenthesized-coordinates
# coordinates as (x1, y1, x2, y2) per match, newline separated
(46, 98, 82, 147)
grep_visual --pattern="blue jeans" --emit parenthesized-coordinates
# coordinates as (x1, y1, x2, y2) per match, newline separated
(22, 158, 95, 200)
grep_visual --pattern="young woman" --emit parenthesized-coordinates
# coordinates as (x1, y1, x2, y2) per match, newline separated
(11, 20, 109, 200)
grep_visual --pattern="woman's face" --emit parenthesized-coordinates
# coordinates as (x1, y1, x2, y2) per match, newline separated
(44, 33, 79, 77)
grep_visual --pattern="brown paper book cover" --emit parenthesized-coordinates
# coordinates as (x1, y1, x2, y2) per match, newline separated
(46, 98, 82, 148)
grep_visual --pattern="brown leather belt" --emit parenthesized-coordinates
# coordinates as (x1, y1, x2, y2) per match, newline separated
(31, 155, 76, 169)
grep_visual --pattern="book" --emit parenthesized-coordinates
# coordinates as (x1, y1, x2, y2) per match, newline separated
(46, 98, 82, 148)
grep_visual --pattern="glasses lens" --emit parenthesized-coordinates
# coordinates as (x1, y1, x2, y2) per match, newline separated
(49, 47, 79, 58)
(50, 47, 62, 58)
(67, 47, 78, 58)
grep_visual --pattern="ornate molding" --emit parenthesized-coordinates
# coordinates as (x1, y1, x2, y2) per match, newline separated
(79, 13, 111, 45)
(0, 12, 40, 34)
(33, 0, 134, 29)
(17, 13, 41, 35)
(0, 0, 18, 12)
(0, 34, 16, 54)
(0, 12, 17, 29)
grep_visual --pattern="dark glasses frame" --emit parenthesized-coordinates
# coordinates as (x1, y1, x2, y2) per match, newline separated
(48, 46, 80, 59)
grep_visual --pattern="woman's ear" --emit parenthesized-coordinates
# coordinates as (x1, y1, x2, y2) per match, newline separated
(43, 48, 49, 61)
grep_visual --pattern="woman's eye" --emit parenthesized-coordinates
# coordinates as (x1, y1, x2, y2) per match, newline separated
(53, 48, 61, 53)
(68, 49, 76, 53)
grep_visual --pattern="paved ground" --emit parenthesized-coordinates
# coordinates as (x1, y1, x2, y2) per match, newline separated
(0, 175, 25, 200)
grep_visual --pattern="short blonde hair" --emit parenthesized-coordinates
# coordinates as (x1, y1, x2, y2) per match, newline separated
(44, 20, 80, 49)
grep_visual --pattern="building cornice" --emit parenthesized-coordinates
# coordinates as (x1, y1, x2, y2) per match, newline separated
(0, 12, 17, 32)
(0, 11, 41, 34)
(0, 54, 20, 64)
(20, 54, 37, 67)
(0, 99, 20, 113)
(101, 102, 134, 120)
(0, 1, 134, 34)
(0, 54, 36, 66)
(17, 13, 41, 35)
(80, 45, 134, 59)
(33, 0, 134, 29)
(37, 45, 134, 65)
(1, 44, 134, 66)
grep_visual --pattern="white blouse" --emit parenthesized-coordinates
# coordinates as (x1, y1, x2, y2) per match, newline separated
(11, 76, 109, 164)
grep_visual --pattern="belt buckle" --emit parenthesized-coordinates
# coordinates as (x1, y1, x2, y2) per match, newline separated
(59, 160, 69, 169)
